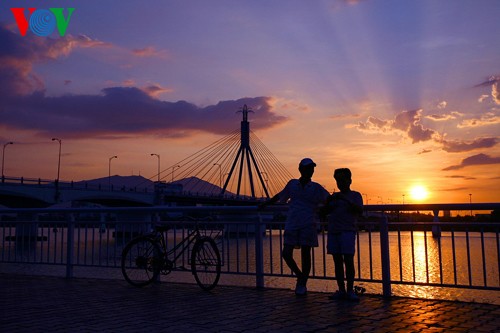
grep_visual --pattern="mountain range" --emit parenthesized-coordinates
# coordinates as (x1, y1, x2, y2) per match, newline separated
(74, 175, 231, 196)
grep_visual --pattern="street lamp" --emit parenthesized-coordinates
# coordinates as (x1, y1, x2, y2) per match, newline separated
(151, 154, 160, 182)
(171, 165, 180, 183)
(108, 155, 117, 189)
(402, 194, 405, 205)
(2, 141, 14, 180)
(361, 193, 368, 217)
(52, 138, 62, 183)
(213, 163, 222, 188)
(469, 193, 472, 217)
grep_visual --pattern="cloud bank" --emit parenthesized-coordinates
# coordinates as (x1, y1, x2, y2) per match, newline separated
(442, 154, 500, 171)
(355, 109, 439, 143)
(441, 137, 498, 153)
(354, 109, 499, 153)
(0, 23, 287, 139)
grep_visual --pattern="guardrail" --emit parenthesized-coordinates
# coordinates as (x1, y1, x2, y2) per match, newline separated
(0, 176, 153, 193)
(1, 204, 499, 302)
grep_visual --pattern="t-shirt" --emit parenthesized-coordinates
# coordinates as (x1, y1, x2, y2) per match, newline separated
(327, 190, 363, 233)
(277, 179, 329, 230)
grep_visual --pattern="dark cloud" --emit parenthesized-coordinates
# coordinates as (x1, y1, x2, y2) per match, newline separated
(1, 89, 286, 138)
(442, 153, 500, 171)
(445, 175, 476, 180)
(441, 137, 498, 153)
(418, 149, 432, 155)
(0, 23, 287, 139)
(474, 76, 500, 87)
(439, 187, 470, 192)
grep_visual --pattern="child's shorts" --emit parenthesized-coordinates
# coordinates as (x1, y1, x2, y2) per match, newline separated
(327, 231, 356, 255)
(284, 226, 319, 247)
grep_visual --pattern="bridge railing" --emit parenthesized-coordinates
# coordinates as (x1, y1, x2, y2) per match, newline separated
(0, 204, 499, 302)
(0, 176, 153, 193)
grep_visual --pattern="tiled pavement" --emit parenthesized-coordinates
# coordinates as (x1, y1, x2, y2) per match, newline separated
(1, 274, 499, 332)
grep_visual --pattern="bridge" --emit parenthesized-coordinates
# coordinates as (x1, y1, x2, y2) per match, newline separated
(1, 105, 292, 208)
(0, 177, 154, 208)
(0, 176, 274, 208)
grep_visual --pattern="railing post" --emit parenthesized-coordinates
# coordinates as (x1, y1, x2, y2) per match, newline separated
(379, 214, 391, 298)
(66, 213, 75, 279)
(151, 212, 160, 283)
(255, 214, 264, 289)
(432, 210, 441, 238)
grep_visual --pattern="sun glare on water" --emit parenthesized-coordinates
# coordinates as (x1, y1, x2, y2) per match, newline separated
(410, 185, 429, 202)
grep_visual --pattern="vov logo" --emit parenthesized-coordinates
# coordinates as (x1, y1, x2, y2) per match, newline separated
(11, 8, 75, 37)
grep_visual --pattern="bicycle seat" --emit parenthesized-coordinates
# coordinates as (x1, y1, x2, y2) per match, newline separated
(154, 225, 171, 232)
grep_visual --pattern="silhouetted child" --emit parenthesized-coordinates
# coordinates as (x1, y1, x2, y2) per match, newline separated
(261, 158, 329, 295)
(326, 168, 363, 301)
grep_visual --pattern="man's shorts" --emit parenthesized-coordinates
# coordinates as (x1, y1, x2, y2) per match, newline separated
(284, 225, 319, 247)
(327, 231, 356, 255)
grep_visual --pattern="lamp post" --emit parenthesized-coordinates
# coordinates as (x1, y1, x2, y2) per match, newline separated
(151, 154, 160, 182)
(362, 193, 368, 205)
(171, 165, 180, 183)
(52, 138, 62, 183)
(108, 155, 117, 189)
(213, 163, 222, 188)
(402, 194, 405, 205)
(2, 141, 14, 181)
(469, 193, 472, 217)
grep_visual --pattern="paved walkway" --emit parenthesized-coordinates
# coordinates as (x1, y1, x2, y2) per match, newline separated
(1, 274, 499, 332)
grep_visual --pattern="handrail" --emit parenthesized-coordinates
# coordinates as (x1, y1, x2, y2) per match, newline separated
(0, 202, 498, 214)
(1, 203, 499, 303)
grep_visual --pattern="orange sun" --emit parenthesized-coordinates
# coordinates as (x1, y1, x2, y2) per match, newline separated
(410, 185, 429, 202)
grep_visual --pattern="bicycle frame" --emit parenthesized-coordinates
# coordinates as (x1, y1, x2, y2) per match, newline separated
(154, 225, 202, 270)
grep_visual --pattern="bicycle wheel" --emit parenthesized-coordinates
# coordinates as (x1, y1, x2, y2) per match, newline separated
(121, 236, 161, 287)
(191, 237, 221, 291)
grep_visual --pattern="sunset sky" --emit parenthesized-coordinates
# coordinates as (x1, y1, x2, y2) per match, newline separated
(1, 0, 499, 204)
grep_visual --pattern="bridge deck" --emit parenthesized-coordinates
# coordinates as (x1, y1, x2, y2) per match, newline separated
(1, 274, 499, 332)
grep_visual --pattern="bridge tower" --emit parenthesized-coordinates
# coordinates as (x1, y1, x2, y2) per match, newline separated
(145, 103, 292, 200)
(220, 105, 269, 198)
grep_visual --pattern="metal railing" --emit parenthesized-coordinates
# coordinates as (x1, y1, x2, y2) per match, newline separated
(1, 204, 499, 301)
(0, 176, 153, 193)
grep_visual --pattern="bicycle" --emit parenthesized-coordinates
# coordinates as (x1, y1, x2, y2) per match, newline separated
(121, 216, 222, 291)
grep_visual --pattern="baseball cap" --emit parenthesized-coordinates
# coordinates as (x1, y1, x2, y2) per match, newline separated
(299, 158, 316, 167)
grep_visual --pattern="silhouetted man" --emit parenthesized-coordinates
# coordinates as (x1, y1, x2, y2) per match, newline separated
(261, 158, 329, 295)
